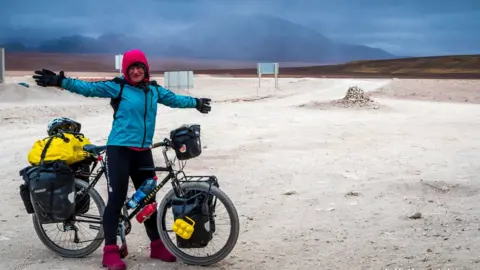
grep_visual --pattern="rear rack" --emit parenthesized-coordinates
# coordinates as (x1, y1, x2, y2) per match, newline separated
(177, 174, 219, 187)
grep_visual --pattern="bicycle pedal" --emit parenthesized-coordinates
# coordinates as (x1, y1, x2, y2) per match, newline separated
(119, 244, 128, 258)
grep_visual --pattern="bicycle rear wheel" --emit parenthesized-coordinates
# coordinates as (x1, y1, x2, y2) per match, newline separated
(32, 178, 105, 258)
(157, 182, 240, 266)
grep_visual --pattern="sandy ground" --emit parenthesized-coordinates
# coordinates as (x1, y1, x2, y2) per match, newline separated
(1, 74, 480, 270)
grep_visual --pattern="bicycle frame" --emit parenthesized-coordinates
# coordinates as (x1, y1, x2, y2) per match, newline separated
(72, 138, 213, 225)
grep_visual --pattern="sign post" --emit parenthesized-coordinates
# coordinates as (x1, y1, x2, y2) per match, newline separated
(115, 54, 123, 75)
(257, 62, 279, 89)
(0, 48, 5, 84)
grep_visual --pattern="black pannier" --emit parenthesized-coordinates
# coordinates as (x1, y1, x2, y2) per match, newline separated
(171, 188, 218, 248)
(70, 161, 92, 214)
(18, 136, 76, 224)
(19, 183, 34, 214)
(20, 162, 76, 223)
(169, 124, 202, 160)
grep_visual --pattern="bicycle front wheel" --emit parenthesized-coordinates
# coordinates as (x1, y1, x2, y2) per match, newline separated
(157, 182, 240, 266)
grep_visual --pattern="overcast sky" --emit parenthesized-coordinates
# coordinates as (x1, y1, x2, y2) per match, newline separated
(1, 0, 479, 56)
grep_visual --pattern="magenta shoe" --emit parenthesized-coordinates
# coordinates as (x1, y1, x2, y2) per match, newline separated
(102, 244, 127, 270)
(150, 239, 176, 262)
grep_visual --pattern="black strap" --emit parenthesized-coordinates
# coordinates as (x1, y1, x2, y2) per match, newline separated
(38, 133, 70, 166)
(110, 77, 126, 119)
(35, 135, 56, 179)
(112, 77, 126, 99)
(38, 135, 57, 219)
(110, 78, 160, 119)
(149, 80, 160, 102)
(154, 86, 160, 102)
(39, 136, 54, 166)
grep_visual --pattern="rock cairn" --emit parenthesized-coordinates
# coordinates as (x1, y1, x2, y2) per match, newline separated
(334, 86, 380, 109)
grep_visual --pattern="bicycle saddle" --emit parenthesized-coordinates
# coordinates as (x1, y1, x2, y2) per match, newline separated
(83, 144, 107, 155)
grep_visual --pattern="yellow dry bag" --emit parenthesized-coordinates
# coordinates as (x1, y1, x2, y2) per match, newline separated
(28, 132, 93, 165)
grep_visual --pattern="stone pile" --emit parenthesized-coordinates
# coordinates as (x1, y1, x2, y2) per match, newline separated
(334, 86, 380, 109)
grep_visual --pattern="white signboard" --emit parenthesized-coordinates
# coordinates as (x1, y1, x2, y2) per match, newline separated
(115, 54, 123, 75)
(257, 62, 279, 89)
(164, 71, 194, 91)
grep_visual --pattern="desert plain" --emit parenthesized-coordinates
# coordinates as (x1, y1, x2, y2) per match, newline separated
(0, 70, 480, 270)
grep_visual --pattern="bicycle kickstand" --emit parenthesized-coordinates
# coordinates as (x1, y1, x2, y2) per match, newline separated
(118, 221, 128, 259)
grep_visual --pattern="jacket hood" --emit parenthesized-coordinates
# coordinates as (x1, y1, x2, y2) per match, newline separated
(122, 49, 150, 85)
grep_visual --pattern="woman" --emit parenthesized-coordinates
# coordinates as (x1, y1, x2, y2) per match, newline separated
(33, 49, 212, 270)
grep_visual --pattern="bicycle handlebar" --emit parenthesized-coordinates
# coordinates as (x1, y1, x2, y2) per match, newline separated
(150, 138, 172, 149)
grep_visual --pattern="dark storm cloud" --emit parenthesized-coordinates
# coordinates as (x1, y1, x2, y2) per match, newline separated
(1, 0, 479, 56)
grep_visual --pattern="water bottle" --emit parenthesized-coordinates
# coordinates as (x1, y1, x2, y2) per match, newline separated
(126, 176, 158, 209)
(136, 202, 158, 223)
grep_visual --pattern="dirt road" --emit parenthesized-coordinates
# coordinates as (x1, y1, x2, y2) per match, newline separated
(1, 75, 479, 269)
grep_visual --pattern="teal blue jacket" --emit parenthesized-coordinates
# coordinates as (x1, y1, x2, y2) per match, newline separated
(61, 77, 197, 148)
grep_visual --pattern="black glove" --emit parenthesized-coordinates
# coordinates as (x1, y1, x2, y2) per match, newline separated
(195, 98, 211, 114)
(32, 69, 65, 87)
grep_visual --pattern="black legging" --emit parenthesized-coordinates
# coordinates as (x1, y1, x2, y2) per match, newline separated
(103, 146, 160, 245)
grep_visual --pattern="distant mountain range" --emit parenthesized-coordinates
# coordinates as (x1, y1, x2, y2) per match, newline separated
(0, 14, 395, 63)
